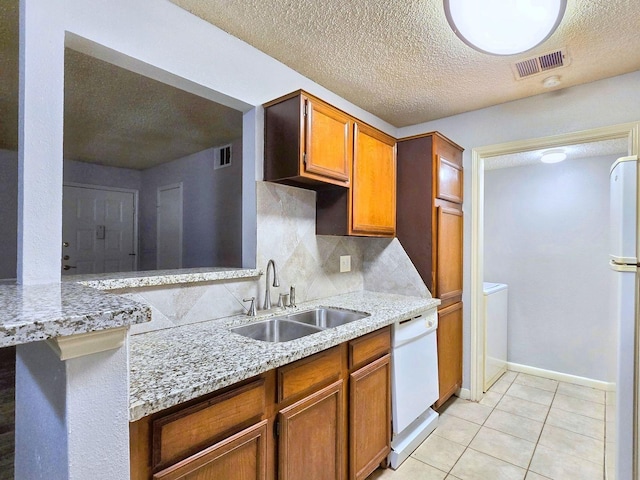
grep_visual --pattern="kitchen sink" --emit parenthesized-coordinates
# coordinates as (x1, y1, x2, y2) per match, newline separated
(230, 307, 370, 343)
(230, 318, 323, 343)
(287, 307, 369, 328)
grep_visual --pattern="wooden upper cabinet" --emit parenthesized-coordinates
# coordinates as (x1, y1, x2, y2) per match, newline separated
(434, 134, 463, 204)
(305, 97, 352, 184)
(264, 91, 352, 188)
(351, 123, 396, 236)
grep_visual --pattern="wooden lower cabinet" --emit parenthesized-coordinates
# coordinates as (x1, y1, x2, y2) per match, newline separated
(131, 327, 392, 480)
(349, 354, 391, 480)
(278, 380, 344, 480)
(153, 420, 268, 480)
(434, 302, 463, 408)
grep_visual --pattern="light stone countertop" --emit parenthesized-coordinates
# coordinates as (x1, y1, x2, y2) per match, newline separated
(129, 290, 439, 421)
(69, 267, 262, 290)
(0, 282, 151, 348)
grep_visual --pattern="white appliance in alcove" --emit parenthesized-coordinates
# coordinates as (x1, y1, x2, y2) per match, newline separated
(483, 282, 508, 391)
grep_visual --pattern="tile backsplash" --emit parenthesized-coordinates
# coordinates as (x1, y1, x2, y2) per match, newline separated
(124, 181, 429, 335)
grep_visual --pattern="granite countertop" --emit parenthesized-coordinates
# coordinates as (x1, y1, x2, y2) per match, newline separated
(129, 290, 439, 421)
(70, 267, 262, 290)
(0, 282, 151, 348)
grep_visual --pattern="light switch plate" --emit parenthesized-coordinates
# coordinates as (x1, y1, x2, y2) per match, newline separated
(340, 255, 351, 273)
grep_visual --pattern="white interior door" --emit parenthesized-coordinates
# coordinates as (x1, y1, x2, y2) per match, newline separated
(62, 185, 137, 275)
(157, 183, 183, 270)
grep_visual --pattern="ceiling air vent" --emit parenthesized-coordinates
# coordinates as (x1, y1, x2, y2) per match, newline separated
(512, 48, 570, 80)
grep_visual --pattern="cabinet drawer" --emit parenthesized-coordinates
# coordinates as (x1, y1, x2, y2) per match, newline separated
(152, 378, 265, 470)
(348, 327, 391, 371)
(277, 346, 341, 404)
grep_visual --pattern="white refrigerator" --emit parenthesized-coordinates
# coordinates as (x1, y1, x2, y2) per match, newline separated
(610, 154, 638, 480)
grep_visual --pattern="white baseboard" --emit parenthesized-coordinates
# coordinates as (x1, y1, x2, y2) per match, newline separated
(507, 362, 615, 392)
(456, 388, 471, 400)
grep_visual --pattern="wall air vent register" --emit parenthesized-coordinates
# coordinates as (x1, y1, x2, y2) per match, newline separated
(214, 144, 232, 169)
(512, 48, 570, 80)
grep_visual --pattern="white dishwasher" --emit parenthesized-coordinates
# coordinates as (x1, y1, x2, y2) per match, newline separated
(389, 307, 439, 469)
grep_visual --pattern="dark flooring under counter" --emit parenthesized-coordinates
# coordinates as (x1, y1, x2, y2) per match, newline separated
(0, 346, 14, 480)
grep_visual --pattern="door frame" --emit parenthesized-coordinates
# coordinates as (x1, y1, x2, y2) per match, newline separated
(156, 182, 184, 270)
(62, 182, 140, 271)
(469, 121, 640, 402)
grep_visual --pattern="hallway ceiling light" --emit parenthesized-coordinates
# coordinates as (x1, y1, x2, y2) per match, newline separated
(540, 150, 567, 163)
(444, 0, 567, 56)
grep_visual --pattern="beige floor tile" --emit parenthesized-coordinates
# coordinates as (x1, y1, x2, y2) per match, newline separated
(557, 382, 605, 404)
(445, 477, 464, 480)
(501, 371, 518, 383)
(524, 472, 551, 479)
(367, 457, 447, 480)
(529, 444, 603, 480)
(484, 409, 544, 442)
(514, 373, 558, 393)
(450, 449, 526, 480)
(496, 395, 550, 422)
(479, 391, 503, 408)
(440, 397, 493, 425)
(538, 424, 605, 465)
(490, 377, 513, 394)
(469, 427, 536, 468)
(552, 393, 605, 420)
(411, 434, 466, 472)
(506, 383, 555, 406)
(433, 414, 481, 446)
(546, 407, 605, 439)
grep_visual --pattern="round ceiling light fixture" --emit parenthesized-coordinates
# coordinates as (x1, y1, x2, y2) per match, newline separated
(540, 149, 567, 164)
(444, 0, 567, 56)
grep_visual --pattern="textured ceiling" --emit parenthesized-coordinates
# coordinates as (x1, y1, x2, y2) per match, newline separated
(63, 49, 243, 170)
(171, 0, 640, 127)
(0, 0, 243, 170)
(485, 138, 628, 170)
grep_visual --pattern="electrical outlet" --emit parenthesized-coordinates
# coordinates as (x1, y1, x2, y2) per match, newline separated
(339, 255, 351, 273)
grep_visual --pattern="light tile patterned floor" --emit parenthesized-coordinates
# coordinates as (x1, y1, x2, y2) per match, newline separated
(368, 371, 613, 480)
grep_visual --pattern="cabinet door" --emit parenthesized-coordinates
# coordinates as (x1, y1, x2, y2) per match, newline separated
(349, 354, 391, 480)
(305, 96, 352, 184)
(435, 206, 463, 306)
(153, 420, 268, 480)
(435, 155, 463, 204)
(435, 302, 463, 408)
(279, 380, 344, 480)
(352, 123, 396, 236)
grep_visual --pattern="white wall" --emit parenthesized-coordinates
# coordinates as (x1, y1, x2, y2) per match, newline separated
(397, 70, 640, 388)
(484, 155, 616, 382)
(138, 140, 242, 270)
(0, 149, 17, 279)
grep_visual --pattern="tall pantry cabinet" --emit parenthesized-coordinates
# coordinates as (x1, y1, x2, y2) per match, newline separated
(396, 132, 464, 408)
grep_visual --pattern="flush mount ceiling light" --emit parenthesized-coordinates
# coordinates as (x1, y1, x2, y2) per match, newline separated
(444, 0, 567, 56)
(540, 150, 567, 163)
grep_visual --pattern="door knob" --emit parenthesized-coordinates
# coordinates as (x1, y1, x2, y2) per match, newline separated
(63, 265, 77, 271)
(63, 255, 70, 260)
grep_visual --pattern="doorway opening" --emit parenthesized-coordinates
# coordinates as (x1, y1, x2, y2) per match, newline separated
(469, 121, 639, 479)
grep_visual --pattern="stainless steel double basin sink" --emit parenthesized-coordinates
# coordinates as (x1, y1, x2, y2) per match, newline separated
(230, 307, 370, 343)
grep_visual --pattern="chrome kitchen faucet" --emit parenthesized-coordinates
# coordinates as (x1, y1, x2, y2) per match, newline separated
(263, 259, 280, 310)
